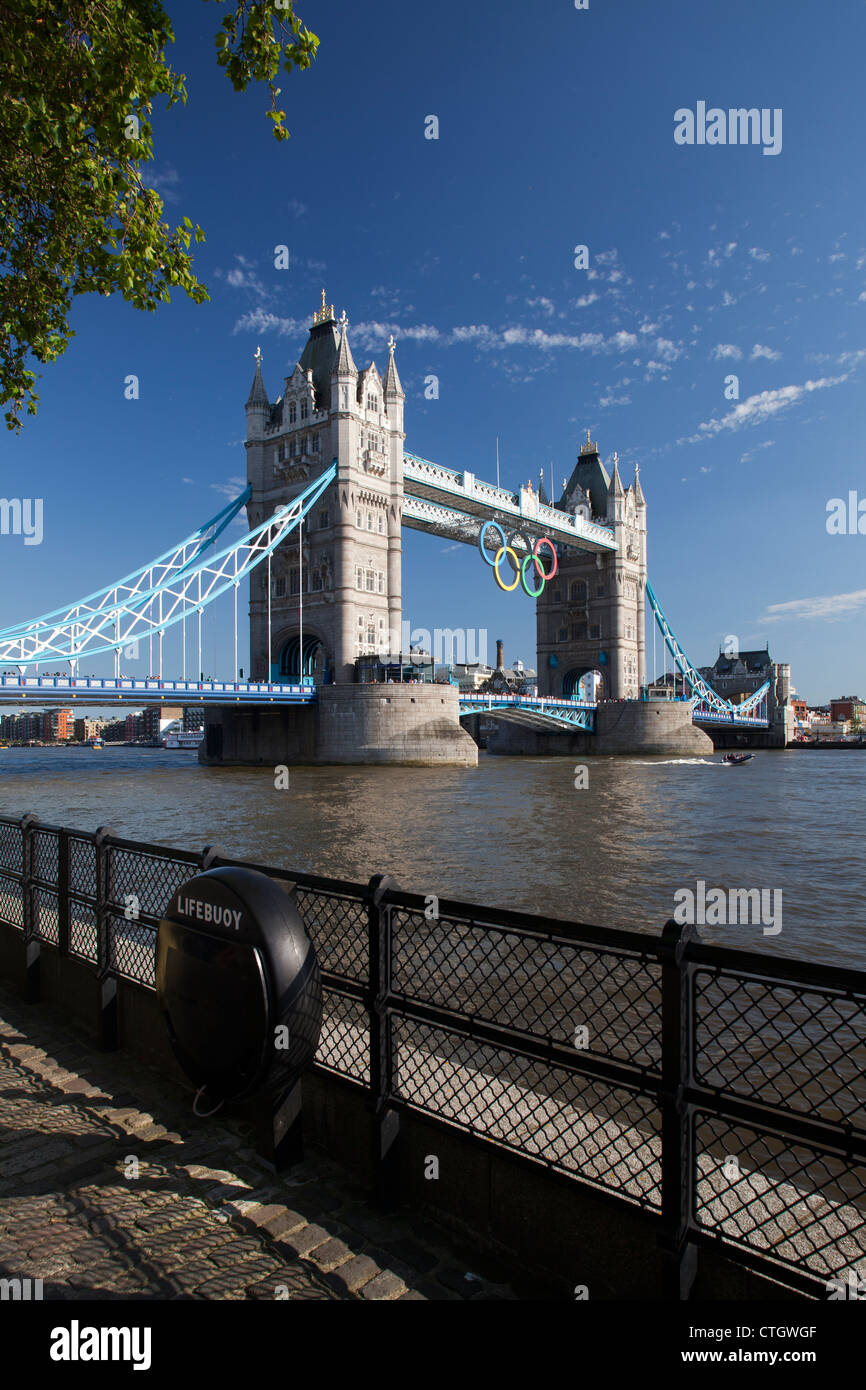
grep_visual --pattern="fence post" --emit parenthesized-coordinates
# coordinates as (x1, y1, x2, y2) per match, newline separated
(658, 917, 698, 1299)
(20, 813, 40, 1002)
(94, 826, 117, 1051)
(57, 828, 70, 957)
(368, 873, 400, 1208)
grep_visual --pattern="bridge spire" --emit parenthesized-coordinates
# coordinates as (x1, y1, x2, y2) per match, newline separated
(335, 313, 357, 376)
(246, 347, 269, 408)
(633, 461, 645, 506)
(384, 333, 404, 399)
(609, 452, 624, 497)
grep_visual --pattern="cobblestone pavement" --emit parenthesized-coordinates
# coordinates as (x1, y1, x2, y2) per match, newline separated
(0, 984, 521, 1301)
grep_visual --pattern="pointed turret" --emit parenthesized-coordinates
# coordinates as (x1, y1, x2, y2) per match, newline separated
(384, 334, 404, 399)
(246, 348, 269, 408)
(245, 347, 269, 442)
(335, 310, 357, 376)
(609, 452, 625, 497)
(633, 462, 645, 507)
(538, 467, 550, 506)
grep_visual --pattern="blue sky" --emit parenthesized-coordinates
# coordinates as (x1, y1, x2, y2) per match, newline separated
(2, 0, 865, 703)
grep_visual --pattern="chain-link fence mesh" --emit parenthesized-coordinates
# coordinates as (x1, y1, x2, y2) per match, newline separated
(1, 819, 865, 1293)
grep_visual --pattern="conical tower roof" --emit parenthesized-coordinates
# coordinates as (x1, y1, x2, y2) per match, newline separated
(384, 334, 404, 397)
(335, 313, 357, 375)
(633, 462, 645, 505)
(246, 348, 269, 407)
(609, 452, 625, 497)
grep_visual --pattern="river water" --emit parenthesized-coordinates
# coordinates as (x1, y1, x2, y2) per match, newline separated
(0, 746, 862, 970)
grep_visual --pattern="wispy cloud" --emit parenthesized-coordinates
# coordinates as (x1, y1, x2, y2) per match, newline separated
(751, 344, 782, 361)
(760, 590, 866, 623)
(681, 375, 850, 442)
(712, 343, 742, 361)
(142, 166, 180, 202)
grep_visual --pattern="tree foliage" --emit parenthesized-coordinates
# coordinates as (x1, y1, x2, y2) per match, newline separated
(0, 1, 318, 429)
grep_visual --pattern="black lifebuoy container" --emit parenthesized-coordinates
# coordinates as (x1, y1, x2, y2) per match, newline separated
(156, 867, 322, 1106)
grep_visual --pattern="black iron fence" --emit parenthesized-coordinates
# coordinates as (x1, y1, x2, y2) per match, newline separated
(0, 812, 864, 1299)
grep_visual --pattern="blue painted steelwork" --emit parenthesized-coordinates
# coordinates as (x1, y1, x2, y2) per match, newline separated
(0, 675, 317, 708)
(0, 465, 337, 670)
(645, 581, 770, 727)
(0, 489, 251, 641)
(459, 691, 597, 732)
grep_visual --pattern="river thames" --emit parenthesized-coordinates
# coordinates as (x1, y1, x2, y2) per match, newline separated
(0, 745, 861, 970)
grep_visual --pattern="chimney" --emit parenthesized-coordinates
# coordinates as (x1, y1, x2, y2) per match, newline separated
(496, 639, 504, 670)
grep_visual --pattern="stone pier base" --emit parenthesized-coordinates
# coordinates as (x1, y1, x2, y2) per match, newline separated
(199, 684, 478, 767)
(483, 700, 713, 758)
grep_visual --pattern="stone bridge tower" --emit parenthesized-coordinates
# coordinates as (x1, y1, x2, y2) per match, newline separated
(244, 294, 405, 683)
(536, 434, 647, 700)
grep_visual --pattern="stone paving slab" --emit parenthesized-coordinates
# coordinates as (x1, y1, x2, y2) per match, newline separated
(0, 983, 522, 1301)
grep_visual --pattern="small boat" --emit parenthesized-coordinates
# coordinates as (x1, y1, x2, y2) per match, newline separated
(722, 752, 754, 765)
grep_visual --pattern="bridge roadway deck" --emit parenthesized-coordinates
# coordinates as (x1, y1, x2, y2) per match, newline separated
(0, 676, 315, 708)
(0, 981, 522, 1301)
(0, 677, 769, 728)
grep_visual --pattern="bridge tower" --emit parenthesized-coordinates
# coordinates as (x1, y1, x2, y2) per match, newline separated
(244, 294, 405, 683)
(536, 434, 646, 699)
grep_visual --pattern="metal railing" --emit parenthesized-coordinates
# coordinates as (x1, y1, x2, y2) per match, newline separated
(0, 812, 863, 1300)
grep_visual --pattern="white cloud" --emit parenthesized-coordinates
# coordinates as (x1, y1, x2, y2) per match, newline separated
(573, 293, 599, 308)
(142, 166, 180, 202)
(683, 375, 849, 442)
(761, 590, 866, 623)
(210, 476, 247, 500)
(712, 344, 742, 360)
(526, 296, 555, 315)
(751, 344, 782, 361)
(748, 247, 771, 262)
(654, 337, 681, 363)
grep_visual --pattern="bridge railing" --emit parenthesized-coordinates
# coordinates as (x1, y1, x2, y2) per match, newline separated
(0, 813, 863, 1299)
(0, 675, 316, 699)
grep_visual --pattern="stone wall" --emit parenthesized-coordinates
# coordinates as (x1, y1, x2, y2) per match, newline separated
(199, 685, 478, 768)
(483, 699, 713, 757)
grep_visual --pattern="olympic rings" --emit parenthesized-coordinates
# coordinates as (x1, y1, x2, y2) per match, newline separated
(478, 521, 559, 596)
(494, 546, 521, 591)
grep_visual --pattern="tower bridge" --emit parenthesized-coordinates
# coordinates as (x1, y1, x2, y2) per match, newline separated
(0, 294, 789, 760)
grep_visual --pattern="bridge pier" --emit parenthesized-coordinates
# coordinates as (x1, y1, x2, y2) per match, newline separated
(480, 699, 712, 758)
(199, 685, 478, 767)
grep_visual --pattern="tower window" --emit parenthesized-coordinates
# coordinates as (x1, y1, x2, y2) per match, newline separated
(367, 511, 374, 531)
(289, 402, 297, 424)
(356, 567, 364, 589)
(377, 514, 384, 535)
(311, 570, 323, 592)
(356, 510, 364, 529)
(319, 510, 329, 529)
(274, 576, 286, 599)
(301, 400, 309, 420)
(312, 434, 320, 452)
(557, 628, 568, 643)
(570, 580, 587, 602)
(289, 569, 300, 595)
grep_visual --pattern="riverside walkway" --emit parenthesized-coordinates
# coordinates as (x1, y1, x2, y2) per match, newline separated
(0, 984, 520, 1301)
